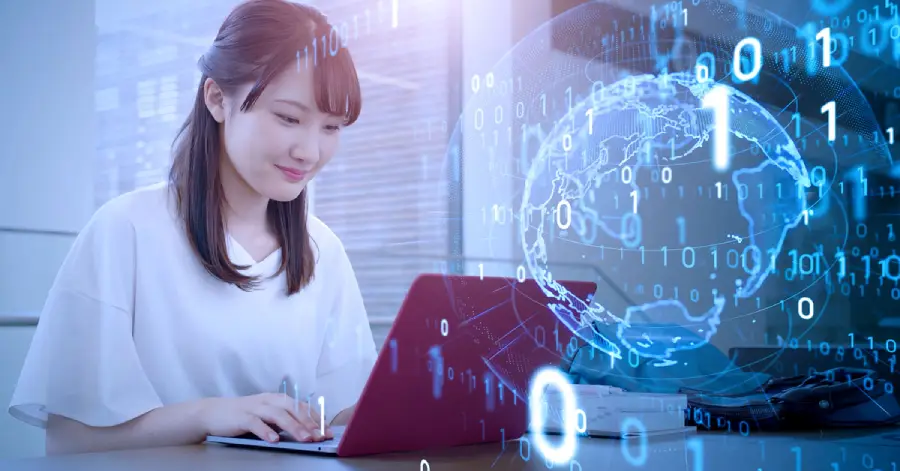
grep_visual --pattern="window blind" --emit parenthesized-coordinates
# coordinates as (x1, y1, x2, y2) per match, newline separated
(308, 0, 455, 338)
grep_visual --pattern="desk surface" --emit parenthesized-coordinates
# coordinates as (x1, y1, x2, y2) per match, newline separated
(4, 428, 899, 471)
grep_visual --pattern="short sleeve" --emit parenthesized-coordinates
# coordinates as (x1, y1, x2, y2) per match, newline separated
(314, 240, 377, 425)
(8, 200, 164, 429)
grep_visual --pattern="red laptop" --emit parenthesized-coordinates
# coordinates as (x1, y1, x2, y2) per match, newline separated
(206, 273, 597, 456)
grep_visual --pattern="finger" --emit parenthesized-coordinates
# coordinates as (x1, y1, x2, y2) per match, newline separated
(247, 416, 280, 443)
(268, 393, 318, 422)
(265, 392, 309, 420)
(304, 403, 333, 439)
(258, 405, 313, 442)
(316, 411, 333, 439)
(270, 395, 329, 441)
(290, 407, 325, 441)
(322, 424, 334, 439)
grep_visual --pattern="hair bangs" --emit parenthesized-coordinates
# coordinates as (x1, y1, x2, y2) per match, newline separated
(313, 46, 362, 126)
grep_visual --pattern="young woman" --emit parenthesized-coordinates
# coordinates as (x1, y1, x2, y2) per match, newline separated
(8, 0, 377, 455)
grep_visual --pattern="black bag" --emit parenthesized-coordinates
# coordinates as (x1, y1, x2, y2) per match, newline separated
(683, 367, 900, 432)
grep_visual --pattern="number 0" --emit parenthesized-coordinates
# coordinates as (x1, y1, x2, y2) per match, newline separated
(733, 37, 761, 81)
(556, 200, 571, 230)
(798, 297, 814, 320)
(529, 367, 577, 464)
(696, 63, 710, 83)
(661, 166, 672, 183)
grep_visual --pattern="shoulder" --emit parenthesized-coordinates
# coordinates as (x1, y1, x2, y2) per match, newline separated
(52, 183, 172, 300)
(69, 182, 177, 262)
(307, 214, 346, 264)
(85, 182, 171, 235)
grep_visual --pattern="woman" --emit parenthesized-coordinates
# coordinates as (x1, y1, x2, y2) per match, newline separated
(8, 0, 377, 455)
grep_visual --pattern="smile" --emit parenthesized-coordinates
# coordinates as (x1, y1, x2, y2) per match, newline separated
(276, 165, 306, 182)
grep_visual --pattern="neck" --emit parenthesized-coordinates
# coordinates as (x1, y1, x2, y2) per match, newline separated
(219, 157, 269, 232)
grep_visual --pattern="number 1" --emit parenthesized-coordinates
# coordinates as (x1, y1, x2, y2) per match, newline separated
(585, 108, 594, 135)
(816, 27, 831, 67)
(687, 437, 704, 471)
(791, 446, 802, 471)
(702, 85, 730, 172)
(822, 101, 836, 142)
(318, 396, 325, 436)
(630, 190, 638, 213)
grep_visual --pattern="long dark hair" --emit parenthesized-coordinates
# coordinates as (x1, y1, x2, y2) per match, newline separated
(169, 0, 362, 295)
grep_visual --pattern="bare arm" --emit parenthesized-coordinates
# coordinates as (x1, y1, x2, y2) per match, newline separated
(329, 405, 355, 427)
(45, 399, 210, 455)
(46, 394, 329, 455)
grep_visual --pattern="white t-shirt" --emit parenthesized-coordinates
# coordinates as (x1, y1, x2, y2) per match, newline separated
(8, 182, 377, 428)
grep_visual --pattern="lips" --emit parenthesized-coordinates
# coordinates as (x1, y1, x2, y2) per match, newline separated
(275, 164, 306, 182)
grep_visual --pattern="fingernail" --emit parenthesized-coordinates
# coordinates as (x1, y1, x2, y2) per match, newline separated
(300, 433, 311, 441)
(268, 432, 279, 442)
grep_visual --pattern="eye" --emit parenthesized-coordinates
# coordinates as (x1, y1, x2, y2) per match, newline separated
(324, 124, 342, 133)
(275, 113, 299, 125)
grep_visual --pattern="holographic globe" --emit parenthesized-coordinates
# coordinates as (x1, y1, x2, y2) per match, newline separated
(521, 70, 811, 362)
(437, 0, 891, 393)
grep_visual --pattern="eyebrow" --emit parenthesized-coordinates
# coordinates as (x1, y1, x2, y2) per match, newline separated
(274, 99, 313, 112)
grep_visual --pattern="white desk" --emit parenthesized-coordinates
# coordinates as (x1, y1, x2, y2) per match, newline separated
(1, 428, 899, 471)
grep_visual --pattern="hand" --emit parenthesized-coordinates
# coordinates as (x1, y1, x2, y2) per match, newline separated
(330, 404, 356, 426)
(199, 393, 334, 443)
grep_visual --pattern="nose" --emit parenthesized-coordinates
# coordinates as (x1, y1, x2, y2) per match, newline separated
(289, 132, 321, 168)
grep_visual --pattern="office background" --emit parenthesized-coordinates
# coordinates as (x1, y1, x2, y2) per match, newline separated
(0, 0, 515, 458)
(1, 0, 898, 460)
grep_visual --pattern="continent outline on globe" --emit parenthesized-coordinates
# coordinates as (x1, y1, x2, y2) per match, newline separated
(521, 71, 812, 362)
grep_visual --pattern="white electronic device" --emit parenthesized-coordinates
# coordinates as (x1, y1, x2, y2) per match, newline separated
(538, 385, 693, 438)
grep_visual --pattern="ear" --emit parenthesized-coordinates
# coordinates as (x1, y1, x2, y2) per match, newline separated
(203, 78, 226, 123)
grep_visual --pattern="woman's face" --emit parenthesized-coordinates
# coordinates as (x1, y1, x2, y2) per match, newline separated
(205, 65, 345, 202)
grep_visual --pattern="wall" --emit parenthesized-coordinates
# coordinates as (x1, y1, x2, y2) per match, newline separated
(0, 0, 96, 459)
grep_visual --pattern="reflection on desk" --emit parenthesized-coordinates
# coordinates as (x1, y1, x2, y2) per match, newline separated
(2, 428, 899, 471)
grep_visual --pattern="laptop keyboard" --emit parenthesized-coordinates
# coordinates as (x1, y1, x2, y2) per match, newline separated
(277, 426, 345, 442)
